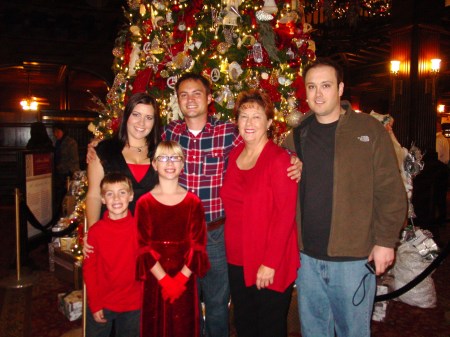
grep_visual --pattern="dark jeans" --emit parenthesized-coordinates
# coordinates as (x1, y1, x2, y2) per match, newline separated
(86, 307, 140, 337)
(198, 225, 230, 337)
(228, 264, 293, 337)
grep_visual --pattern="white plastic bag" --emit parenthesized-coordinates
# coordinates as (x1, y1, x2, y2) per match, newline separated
(391, 242, 437, 308)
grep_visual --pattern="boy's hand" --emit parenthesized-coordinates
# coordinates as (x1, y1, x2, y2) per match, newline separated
(93, 309, 107, 323)
(83, 233, 94, 258)
(86, 139, 100, 164)
(287, 155, 302, 182)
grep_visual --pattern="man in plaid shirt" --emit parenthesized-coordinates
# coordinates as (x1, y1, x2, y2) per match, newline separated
(163, 73, 301, 337)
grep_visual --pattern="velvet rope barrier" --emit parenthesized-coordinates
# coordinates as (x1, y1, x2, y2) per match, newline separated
(375, 241, 450, 302)
(20, 200, 80, 237)
(19, 193, 450, 303)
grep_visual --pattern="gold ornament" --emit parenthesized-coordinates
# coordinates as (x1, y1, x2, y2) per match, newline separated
(286, 110, 302, 127)
(130, 25, 141, 36)
(150, 37, 164, 54)
(217, 42, 231, 54)
(160, 70, 169, 78)
(139, 4, 146, 16)
(246, 71, 260, 89)
(269, 69, 279, 85)
(112, 47, 123, 57)
(172, 52, 193, 70)
(127, 0, 140, 10)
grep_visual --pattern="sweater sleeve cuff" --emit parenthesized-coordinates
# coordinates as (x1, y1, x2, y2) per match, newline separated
(136, 248, 158, 280)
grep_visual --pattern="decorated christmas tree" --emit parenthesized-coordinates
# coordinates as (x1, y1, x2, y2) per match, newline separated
(89, 0, 318, 143)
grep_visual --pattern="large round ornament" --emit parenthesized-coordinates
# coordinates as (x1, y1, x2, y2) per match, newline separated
(286, 109, 302, 127)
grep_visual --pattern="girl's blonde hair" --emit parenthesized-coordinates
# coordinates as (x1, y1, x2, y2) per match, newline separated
(153, 140, 185, 162)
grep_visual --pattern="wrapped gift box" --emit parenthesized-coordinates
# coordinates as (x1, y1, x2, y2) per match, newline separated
(58, 290, 83, 321)
(60, 236, 77, 251)
(372, 284, 389, 322)
(52, 246, 83, 289)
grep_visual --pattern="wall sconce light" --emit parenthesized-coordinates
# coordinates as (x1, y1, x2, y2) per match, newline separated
(20, 71, 39, 111)
(20, 98, 39, 111)
(425, 58, 441, 103)
(390, 60, 402, 101)
(390, 60, 400, 76)
(437, 104, 445, 114)
(430, 59, 441, 74)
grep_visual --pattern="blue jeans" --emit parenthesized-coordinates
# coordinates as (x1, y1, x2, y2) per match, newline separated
(296, 253, 375, 337)
(86, 307, 140, 337)
(198, 225, 230, 337)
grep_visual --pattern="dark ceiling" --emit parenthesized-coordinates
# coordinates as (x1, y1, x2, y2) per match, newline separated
(0, 0, 123, 114)
(0, 0, 449, 116)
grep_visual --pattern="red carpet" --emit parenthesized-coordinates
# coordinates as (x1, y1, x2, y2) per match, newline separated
(0, 205, 449, 337)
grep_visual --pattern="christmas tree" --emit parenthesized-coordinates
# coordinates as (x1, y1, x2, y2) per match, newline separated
(89, 0, 318, 143)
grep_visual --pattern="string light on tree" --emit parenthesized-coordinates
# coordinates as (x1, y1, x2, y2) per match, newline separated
(90, 0, 321, 143)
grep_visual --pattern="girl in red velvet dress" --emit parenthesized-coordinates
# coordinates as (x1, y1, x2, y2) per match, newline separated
(135, 140, 210, 337)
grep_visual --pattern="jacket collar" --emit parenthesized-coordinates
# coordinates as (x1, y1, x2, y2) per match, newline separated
(300, 100, 354, 126)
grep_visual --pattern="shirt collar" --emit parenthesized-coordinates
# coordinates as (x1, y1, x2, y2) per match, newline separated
(179, 116, 215, 135)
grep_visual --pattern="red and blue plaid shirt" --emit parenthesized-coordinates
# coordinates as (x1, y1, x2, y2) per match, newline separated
(162, 117, 242, 223)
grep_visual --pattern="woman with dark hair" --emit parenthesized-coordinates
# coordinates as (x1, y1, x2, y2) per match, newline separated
(85, 92, 161, 228)
(220, 89, 299, 337)
(26, 121, 54, 151)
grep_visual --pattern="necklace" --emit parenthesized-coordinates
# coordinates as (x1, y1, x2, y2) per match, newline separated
(128, 143, 146, 152)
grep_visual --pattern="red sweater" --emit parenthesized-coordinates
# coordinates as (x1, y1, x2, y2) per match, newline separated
(221, 141, 300, 292)
(83, 211, 141, 313)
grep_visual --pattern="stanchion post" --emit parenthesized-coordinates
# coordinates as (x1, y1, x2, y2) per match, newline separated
(0, 188, 34, 337)
(82, 216, 87, 337)
(15, 188, 21, 282)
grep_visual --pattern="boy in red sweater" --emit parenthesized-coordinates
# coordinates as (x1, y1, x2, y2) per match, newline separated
(83, 172, 141, 337)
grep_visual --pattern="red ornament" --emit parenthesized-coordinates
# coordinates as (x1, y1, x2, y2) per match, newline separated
(260, 78, 281, 103)
(123, 40, 132, 67)
(132, 68, 153, 94)
(306, 49, 316, 60)
(274, 22, 292, 49)
(272, 120, 288, 140)
(292, 74, 306, 101)
(202, 68, 212, 79)
(143, 19, 153, 35)
(288, 59, 300, 68)
(111, 117, 121, 133)
(76, 222, 84, 247)
(208, 102, 217, 116)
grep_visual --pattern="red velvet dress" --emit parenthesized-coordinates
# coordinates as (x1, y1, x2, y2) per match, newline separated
(135, 191, 210, 337)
